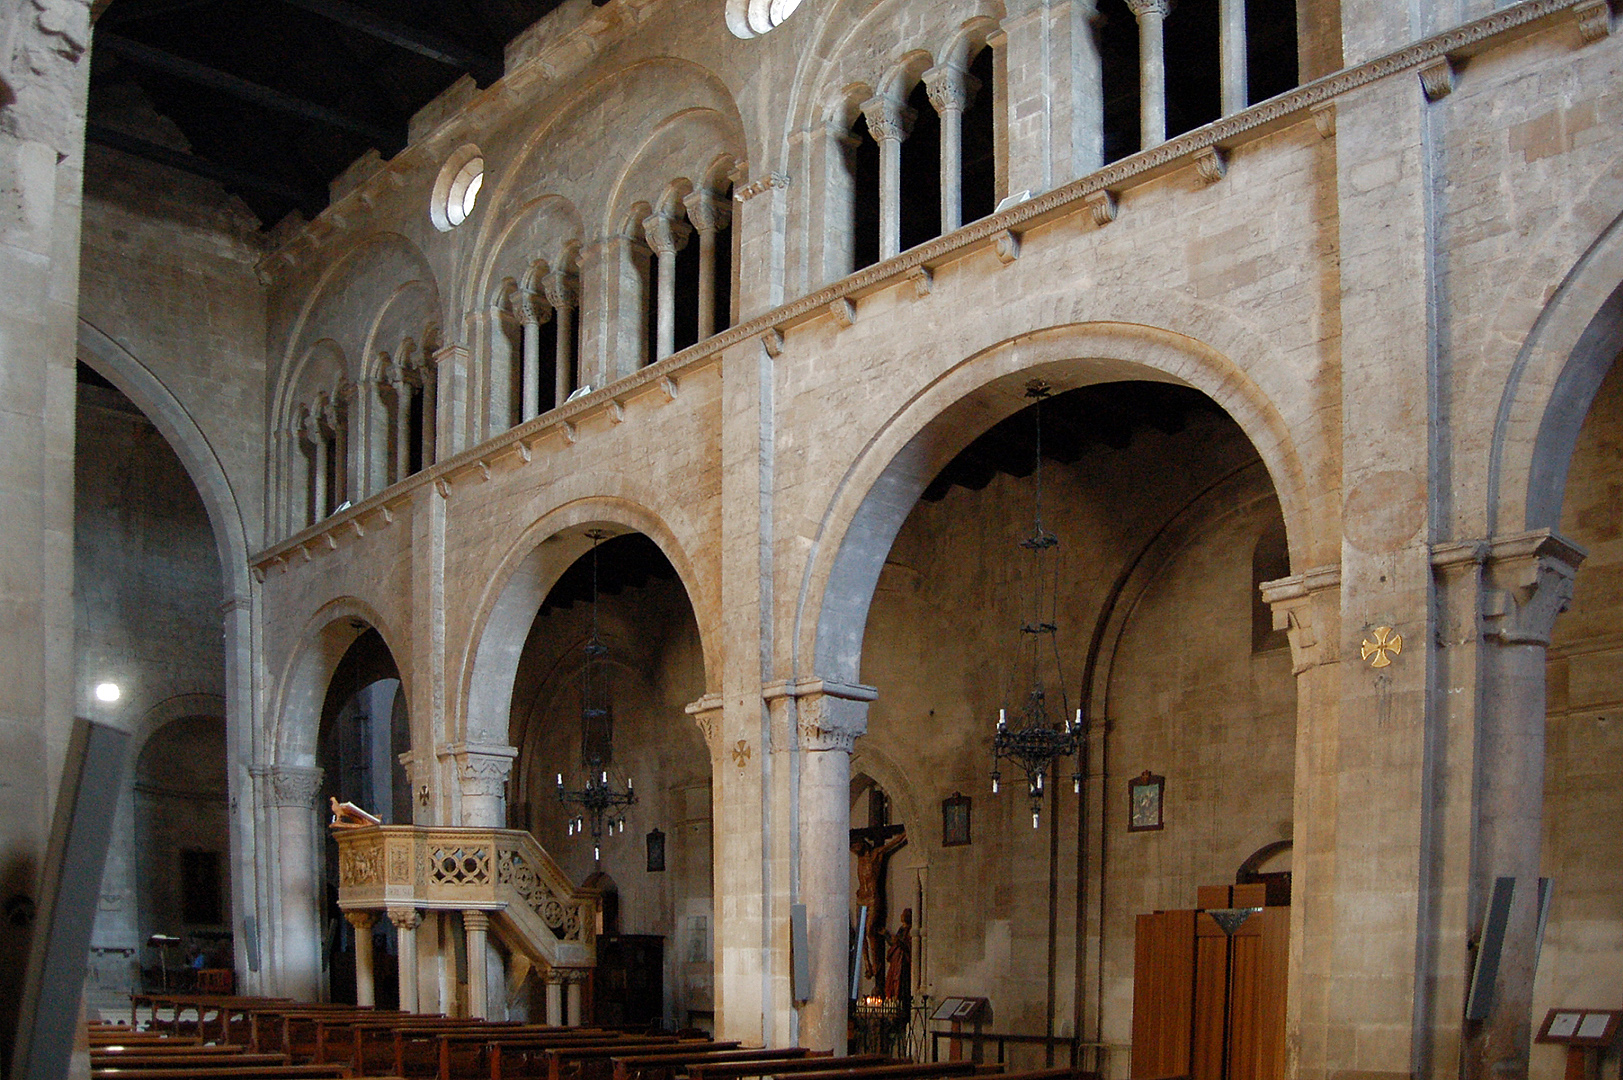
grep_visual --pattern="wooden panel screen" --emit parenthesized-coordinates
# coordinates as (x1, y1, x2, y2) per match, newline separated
(1131, 909, 1196, 1080)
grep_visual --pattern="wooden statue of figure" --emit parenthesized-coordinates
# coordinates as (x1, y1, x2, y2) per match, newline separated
(884, 907, 913, 1003)
(851, 828, 907, 983)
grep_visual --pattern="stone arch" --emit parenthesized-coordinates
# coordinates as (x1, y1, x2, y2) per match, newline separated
(939, 14, 1002, 71)
(876, 49, 935, 102)
(849, 746, 927, 851)
(457, 498, 718, 752)
(75, 321, 252, 611)
(129, 692, 230, 761)
(603, 108, 747, 238)
(359, 280, 440, 384)
(826, 82, 875, 130)
(796, 322, 1309, 687)
(472, 194, 584, 318)
(1489, 203, 1623, 534)
(270, 597, 409, 767)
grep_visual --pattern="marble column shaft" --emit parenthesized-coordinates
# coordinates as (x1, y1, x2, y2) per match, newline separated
(1126, 0, 1170, 148)
(860, 96, 915, 261)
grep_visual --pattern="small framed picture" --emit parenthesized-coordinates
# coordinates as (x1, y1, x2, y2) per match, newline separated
(645, 828, 666, 872)
(942, 792, 971, 847)
(1128, 771, 1164, 832)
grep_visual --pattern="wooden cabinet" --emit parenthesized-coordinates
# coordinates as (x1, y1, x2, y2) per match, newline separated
(594, 934, 664, 1027)
(1131, 886, 1288, 1080)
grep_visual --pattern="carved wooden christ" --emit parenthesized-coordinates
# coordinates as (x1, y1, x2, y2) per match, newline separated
(850, 824, 906, 988)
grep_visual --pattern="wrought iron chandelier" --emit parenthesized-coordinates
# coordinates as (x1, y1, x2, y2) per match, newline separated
(991, 380, 1082, 829)
(556, 529, 636, 863)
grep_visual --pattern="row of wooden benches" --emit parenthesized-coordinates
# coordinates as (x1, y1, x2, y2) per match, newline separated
(104, 998, 1098, 1080)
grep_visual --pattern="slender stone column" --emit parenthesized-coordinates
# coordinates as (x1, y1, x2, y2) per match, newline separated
(543, 971, 564, 1025)
(683, 190, 732, 340)
(643, 211, 692, 361)
(565, 971, 585, 1026)
(327, 388, 348, 508)
(764, 678, 876, 1053)
(518, 290, 551, 420)
(308, 403, 329, 521)
(388, 906, 424, 1012)
(860, 97, 915, 260)
(450, 743, 518, 828)
(464, 911, 491, 1019)
(284, 414, 308, 535)
(923, 64, 981, 232)
(345, 911, 378, 1007)
(390, 364, 412, 484)
(268, 765, 324, 1000)
(1462, 532, 1582, 1080)
(1126, 0, 1170, 147)
(544, 271, 579, 405)
(420, 357, 439, 467)
(1219, 0, 1248, 115)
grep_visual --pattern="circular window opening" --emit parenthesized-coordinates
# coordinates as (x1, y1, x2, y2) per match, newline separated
(725, 0, 801, 38)
(431, 146, 485, 231)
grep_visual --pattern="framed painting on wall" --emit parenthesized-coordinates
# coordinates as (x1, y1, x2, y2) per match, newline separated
(1128, 771, 1164, 832)
(942, 792, 971, 847)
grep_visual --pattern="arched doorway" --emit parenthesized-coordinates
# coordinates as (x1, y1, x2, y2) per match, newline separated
(316, 627, 409, 1006)
(507, 529, 713, 1029)
(827, 373, 1297, 1069)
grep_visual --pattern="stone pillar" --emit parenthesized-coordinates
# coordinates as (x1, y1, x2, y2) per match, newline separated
(433, 344, 464, 462)
(518, 290, 551, 421)
(923, 64, 980, 233)
(643, 211, 692, 362)
(449, 743, 518, 828)
(859, 96, 915, 261)
(268, 765, 324, 1000)
(464, 911, 491, 1019)
(764, 679, 875, 1053)
(565, 970, 585, 1026)
(308, 403, 329, 521)
(683, 190, 731, 340)
(390, 364, 412, 485)
(543, 971, 564, 1025)
(543, 271, 579, 406)
(1125, 0, 1170, 148)
(345, 911, 377, 1007)
(1459, 533, 1582, 1080)
(329, 387, 349, 508)
(484, 300, 521, 437)
(1219, 0, 1248, 115)
(388, 906, 424, 1013)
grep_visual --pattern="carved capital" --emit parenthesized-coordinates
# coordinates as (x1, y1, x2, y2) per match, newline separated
(1480, 531, 1585, 647)
(859, 96, 916, 144)
(344, 910, 377, 932)
(1418, 57, 1455, 101)
(735, 172, 790, 201)
(682, 189, 732, 235)
(463, 910, 491, 934)
(922, 64, 981, 116)
(446, 742, 519, 799)
(386, 905, 423, 932)
(1125, 0, 1170, 18)
(518, 289, 552, 327)
(642, 212, 692, 258)
(684, 693, 726, 763)
(1259, 565, 1342, 675)
(267, 765, 324, 808)
(764, 678, 876, 753)
(542, 270, 580, 311)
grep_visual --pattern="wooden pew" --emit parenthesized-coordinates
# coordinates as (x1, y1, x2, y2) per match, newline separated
(336, 1020, 549, 1075)
(93, 1066, 354, 1080)
(92, 1047, 252, 1062)
(460, 1032, 673, 1080)
(90, 1054, 291, 1071)
(541, 1040, 737, 1080)
(686, 1056, 892, 1080)
(756, 1062, 987, 1080)
(427, 1030, 630, 1080)
(611, 1047, 818, 1080)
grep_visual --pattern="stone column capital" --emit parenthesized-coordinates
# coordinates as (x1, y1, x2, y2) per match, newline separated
(764, 678, 877, 753)
(684, 693, 726, 762)
(344, 910, 377, 931)
(1482, 531, 1585, 647)
(386, 905, 423, 932)
(1259, 565, 1342, 675)
(518, 289, 552, 327)
(922, 64, 981, 115)
(682, 189, 732, 235)
(463, 910, 491, 933)
(642, 212, 692, 257)
(1125, 0, 1170, 17)
(542, 270, 580, 310)
(859, 96, 916, 144)
(442, 741, 518, 799)
(266, 764, 324, 808)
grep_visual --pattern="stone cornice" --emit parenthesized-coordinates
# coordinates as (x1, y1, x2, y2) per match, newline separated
(249, 0, 1600, 572)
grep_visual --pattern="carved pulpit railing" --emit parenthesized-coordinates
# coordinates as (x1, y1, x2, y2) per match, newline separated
(331, 824, 597, 1015)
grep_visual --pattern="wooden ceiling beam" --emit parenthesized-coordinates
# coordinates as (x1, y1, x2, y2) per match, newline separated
(86, 122, 325, 214)
(275, 0, 503, 86)
(99, 33, 402, 149)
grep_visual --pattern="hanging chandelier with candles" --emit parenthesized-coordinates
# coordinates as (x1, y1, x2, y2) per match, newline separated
(990, 380, 1082, 829)
(556, 529, 636, 863)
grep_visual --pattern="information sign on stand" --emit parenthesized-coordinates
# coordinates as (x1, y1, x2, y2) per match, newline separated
(929, 997, 989, 1062)
(1536, 1008, 1622, 1080)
